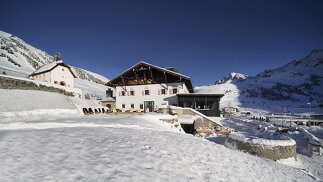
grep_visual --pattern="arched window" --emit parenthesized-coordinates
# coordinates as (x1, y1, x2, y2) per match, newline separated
(59, 81, 66, 86)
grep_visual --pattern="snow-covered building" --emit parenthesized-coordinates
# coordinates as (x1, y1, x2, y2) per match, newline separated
(107, 61, 223, 116)
(107, 61, 193, 112)
(29, 57, 76, 88)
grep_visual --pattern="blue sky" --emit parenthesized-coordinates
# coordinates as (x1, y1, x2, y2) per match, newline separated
(1, 0, 322, 85)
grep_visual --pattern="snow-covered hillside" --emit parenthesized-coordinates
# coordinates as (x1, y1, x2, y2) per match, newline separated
(196, 50, 323, 114)
(0, 30, 110, 98)
(0, 89, 318, 181)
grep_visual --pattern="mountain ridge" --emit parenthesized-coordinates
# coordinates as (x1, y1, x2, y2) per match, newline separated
(196, 49, 323, 113)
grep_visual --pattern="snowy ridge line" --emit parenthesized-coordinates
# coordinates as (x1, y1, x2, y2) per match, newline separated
(0, 122, 155, 131)
(0, 109, 79, 119)
(228, 132, 296, 146)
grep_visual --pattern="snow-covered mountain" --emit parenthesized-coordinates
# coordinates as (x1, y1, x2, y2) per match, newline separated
(196, 50, 323, 114)
(212, 72, 247, 85)
(0, 30, 110, 98)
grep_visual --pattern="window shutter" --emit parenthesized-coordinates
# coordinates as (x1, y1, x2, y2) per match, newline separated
(119, 91, 121, 96)
(148, 90, 151, 95)
(158, 89, 160, 95)
(169, 89, 173, 94)
(142, 90, 144, 96)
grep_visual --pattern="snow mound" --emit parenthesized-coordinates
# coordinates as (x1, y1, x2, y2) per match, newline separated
(228, 132, 296, 146)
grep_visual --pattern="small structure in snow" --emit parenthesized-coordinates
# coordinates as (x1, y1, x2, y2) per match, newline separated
(222, 106, 239, 114)
(100, 97, 116, 111)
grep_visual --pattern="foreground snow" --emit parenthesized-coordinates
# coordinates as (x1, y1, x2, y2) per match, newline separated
(0, 115, 318, 181)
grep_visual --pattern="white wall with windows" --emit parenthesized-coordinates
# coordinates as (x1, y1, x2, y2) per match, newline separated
(115, 82, 189, 110)
(32, 65, 75, 88)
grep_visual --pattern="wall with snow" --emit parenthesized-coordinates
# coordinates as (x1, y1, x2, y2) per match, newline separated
(226, 133, 297, 160)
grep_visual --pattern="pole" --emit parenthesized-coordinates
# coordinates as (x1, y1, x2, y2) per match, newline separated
(307, 102, 311, 126)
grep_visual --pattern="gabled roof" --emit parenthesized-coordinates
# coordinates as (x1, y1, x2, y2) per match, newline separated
(30, 60, 77, 78)
(106, 61, 194, 93)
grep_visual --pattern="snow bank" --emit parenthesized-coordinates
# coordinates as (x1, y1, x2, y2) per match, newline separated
(0, 109, 79, 120)
(228, 132, 296, 146)
(0, 89, 80, 121)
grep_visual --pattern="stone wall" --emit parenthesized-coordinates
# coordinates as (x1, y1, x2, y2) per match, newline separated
(160, 107, 222, 134)
(226, 136, 297, 161)
(0, 76, 73, 96)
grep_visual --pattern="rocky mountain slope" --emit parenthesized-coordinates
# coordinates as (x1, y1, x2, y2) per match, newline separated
(0, 30, 110, 98)
(196, 50, 323, 114)
(0, 30, 109, 84)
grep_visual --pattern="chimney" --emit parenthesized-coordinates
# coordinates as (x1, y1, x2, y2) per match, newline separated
(165, 67, 178, 73)
(54, 52, 61, 62)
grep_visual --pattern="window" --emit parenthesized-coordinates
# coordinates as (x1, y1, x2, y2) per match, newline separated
(62, 69, 65, 71)
(130, 104, 134, 108)
(121, 91, 126, 96)
(161, 89, 166, 95)
(130, 91, 134, 96)
(140, 104, 143, 109)
(54, 81, 58, 84)
(173, 88, 178, 94)
(144, 90, 150, 95)
(122, 104, 125, 108)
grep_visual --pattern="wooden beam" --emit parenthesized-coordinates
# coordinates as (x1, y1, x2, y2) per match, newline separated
(149, 66, 154, 81)
(121, 76, 127, 91)
(134, 68, 139, 84)
(144, 71, 147, 84)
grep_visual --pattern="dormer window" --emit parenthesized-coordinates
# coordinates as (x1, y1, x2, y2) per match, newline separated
(121, 91, 126, 96)
(62, 68, 65, 71)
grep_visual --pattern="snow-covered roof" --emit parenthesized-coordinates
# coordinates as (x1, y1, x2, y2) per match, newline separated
(107, 61, 194, 92)
(30, 60, 77, 78)
(110, 61, 190, 80)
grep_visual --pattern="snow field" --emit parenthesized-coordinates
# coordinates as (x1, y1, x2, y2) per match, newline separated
(0, 115, 317, 182)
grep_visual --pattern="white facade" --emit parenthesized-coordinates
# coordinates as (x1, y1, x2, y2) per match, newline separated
(32, 65, 75, 88)
(116, 82, 189, 110)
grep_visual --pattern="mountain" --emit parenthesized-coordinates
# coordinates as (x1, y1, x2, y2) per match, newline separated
(212, 72, 247, 85)
(0, 30, 110, 98)
(196, 50, 323, 114)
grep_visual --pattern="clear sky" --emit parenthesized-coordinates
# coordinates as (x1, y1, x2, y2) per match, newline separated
(1, 0, 322, 85)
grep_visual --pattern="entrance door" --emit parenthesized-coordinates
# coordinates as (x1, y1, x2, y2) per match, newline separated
(144, 101, 154, 112)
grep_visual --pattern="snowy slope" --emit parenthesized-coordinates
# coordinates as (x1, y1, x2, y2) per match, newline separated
(196, 50, 323, 114)
(0, 30, 110, 96)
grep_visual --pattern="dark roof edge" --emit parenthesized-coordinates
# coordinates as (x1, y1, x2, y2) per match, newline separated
(30, 63, 77, 78)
